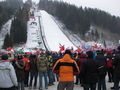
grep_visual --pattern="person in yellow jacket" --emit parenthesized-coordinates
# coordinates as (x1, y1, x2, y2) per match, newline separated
(52, 50, 80, 90)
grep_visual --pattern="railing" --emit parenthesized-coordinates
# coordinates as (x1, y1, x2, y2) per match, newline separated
(38, 12, 51, 51)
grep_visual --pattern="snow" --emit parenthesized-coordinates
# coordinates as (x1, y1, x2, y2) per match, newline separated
(0, 19, 13, 49)
(26, 8, 105, 52)
(0, 8, 98, 51)
(0, 7, 104, 51)
(25, 76, 114, 90)
(0, 8, 79, 52)
(25, 9, 78, 51)
(39, 10, 77, 51)
(25, 15, 45, 49)
(25, 19, 40, 48)
(50, 16, 84, 47)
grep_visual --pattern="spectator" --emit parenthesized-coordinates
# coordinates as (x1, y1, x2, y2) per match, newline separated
(14, 55, 25, 90)
(23, 54, 29, 87)
(106, 51, 113, 82)
(0, 54, 18, 90)
(112, 47, 120, 90)
(47, 52, 54, 86)
(80, 51, 98, 90)
(37, 52, 48, 90)
(29, 54, 38, 89)
(52, 50, 80, 90)
(76, 53, 87, 85)
(52, 52, 60, 81)
(96, 51, 107, 90)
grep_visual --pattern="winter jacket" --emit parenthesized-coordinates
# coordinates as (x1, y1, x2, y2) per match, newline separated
(52, 53, 59, 65)
(14, 60, 25, 82)
(96, 54, 107, 77)
(29, 58, 38, 72)
(80, 59, 98, 84)
(77, 54, 87, 69)
(113, 53, 120, 78)
(23, 57, 29, 71)
(0, 60, 18, 88)
(47, 55, 53, 70)
(52, 54, 80, 82)
(106, 59, 113, 68)
(37, 55, 48, 72)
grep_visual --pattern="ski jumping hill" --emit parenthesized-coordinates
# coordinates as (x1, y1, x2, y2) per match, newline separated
(26, 9, 77, 52)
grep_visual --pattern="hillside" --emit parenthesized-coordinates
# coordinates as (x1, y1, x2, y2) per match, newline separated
(38, 0, 120, 45)
(0, 0, 31, 49)
(85, 25, 119, 45)
(0, 0, 120, 49)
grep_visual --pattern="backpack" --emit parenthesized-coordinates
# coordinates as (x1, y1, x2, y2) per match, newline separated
(97, 64, 107, 76)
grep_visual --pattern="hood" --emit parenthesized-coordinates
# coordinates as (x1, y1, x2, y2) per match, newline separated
(0, 61, 11, 70)
(40, 56, 46, 60)
(62, 54, 71, 61)
(79, 54, 87, 58)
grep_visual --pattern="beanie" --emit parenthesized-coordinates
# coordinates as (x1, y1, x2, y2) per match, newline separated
(86, 51, 93, 59)
(64, 50, 72, 56)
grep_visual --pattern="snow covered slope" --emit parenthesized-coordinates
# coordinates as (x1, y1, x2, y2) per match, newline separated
(26, 8, 77, 51)
(51, 16, 84, 47)
(0, 19, 13, 49)
(25, 16, 45, 49)
(39, 10, 77, 51)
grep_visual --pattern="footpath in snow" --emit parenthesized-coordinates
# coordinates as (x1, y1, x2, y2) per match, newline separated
(25, 77, 113, 90)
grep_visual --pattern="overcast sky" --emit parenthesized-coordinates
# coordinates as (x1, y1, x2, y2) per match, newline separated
(1, 0, 120, 17)
(64, 0, 120, 17)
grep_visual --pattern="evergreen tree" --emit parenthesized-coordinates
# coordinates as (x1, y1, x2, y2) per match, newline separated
(10, 2, 30, 45)
(0, 1, 17, 31)
(3, 33, 13, 49)
(103, 40, 107, 48)
(95, 30, 99, 39)
(38, 0, 120, 41)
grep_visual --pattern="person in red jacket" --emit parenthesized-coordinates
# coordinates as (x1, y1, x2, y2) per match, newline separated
(22, 54, 29, 87)
(52, 50, 80, 90)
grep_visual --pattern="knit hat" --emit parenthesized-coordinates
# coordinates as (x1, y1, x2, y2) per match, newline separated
(86, 51, 93, 59)
(1, 54, 8, 60)
(64, 50, 72, 56)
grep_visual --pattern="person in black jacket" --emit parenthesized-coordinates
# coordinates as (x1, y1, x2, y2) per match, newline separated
(14, 55, 25, 90)
(112, 46, 120, 90)
(80, 51, 98, 90)
(96, 51, 107, 90)
(29, 54, 38, 89)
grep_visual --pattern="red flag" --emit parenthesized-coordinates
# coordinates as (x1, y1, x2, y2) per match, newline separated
(59, 44, 65, 53)
(94, 43, 98, 48)
(36, 50, 40, 55)
(75, 47, 81, 53)
(7, 47, 13, 51)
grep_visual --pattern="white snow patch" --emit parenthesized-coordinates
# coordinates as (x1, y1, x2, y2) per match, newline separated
(0, 19, 13, 49)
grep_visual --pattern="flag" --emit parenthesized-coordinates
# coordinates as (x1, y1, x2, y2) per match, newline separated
(59, 44, 65, 53)
(94, 43, 98, 48)
(7, 47, 13, 51)
(75, 47, 81, 53)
